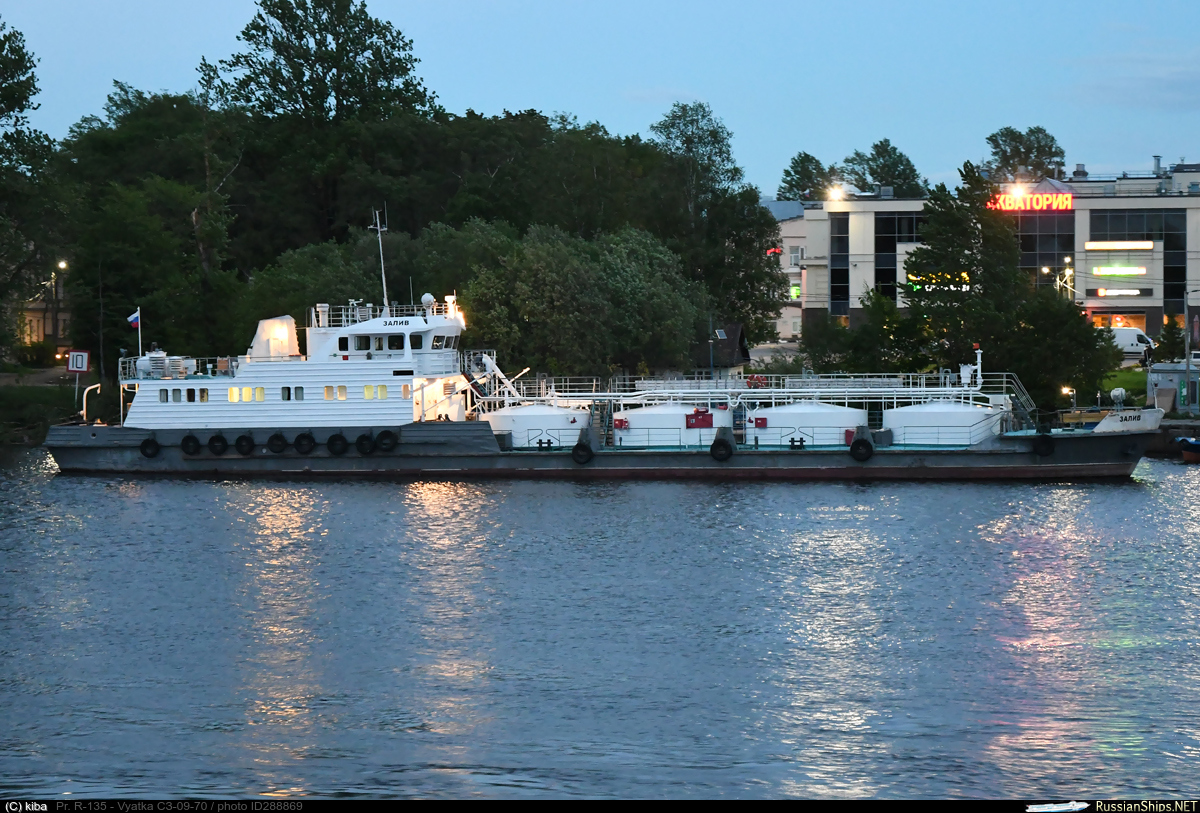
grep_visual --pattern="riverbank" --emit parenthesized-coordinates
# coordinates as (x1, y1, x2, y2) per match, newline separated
(0, 386, 78, 445)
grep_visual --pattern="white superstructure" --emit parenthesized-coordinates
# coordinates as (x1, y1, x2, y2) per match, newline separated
(119, 296, 469, 429)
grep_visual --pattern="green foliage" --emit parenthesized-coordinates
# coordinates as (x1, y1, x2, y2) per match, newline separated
(777, 151, 840, 201)
(0, 15, 56, 350)
(1156, 317, 1185, 362)
(0, 385, 76, 444)
(221, 0, 436, 122)
(15, 341, 54, 367)
(841, 139, 926, 197)
(462, 224, 704, 373)
(1103, 367, 1147, 400)
(984, 126, 1065, 182)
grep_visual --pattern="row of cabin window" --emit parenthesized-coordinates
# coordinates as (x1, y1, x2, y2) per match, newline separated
(336, 334, 459, 352)
(158, 384, 411, 404)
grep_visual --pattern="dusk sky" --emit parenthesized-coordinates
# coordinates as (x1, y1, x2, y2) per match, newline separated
(4, 0, 1199, 192)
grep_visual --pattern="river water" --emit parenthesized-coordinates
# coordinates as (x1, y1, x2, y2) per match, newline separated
(1, 448, 1198, 798)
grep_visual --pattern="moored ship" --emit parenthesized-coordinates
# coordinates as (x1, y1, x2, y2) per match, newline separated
(44, 295, 1163, 480)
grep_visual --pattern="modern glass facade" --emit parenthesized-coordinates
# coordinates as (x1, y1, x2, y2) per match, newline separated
(1016, 212, 1074, 287)
(1090, 209, 1186, 311)
(874, 213, 925, 301)
(830, 213, 849, 315)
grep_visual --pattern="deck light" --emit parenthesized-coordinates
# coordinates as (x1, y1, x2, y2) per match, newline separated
(1041, 267, 1050, 274)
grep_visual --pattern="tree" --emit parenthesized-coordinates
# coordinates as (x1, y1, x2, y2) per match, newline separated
(0, 15, 54, 348)
(776, 151, 840, 201)
(904, 161, 1118, 409)
(842, 139, 926, 197)
(1157, 317, 1185, 362)
(650, 101, 743, 220)
(221, 0, 436, 123)
(984, 126, 1065, 182)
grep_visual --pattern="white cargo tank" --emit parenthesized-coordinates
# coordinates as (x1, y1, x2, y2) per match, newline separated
(746, 401, 868, 447)
(883, 401, 1002, 446)
(483, 404, 589, 448)
(612, 402, 732, 448)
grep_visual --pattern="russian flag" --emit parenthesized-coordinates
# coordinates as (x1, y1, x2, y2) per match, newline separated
(127, 308, 140, 328)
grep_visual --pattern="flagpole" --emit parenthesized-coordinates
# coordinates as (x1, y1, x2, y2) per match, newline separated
(137, 308, 142, 356)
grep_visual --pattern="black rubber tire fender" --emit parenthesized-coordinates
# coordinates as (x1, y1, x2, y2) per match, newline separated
(207, 435, 228, 456)
(293, 433, 316, 455)
(355, 433, 376, 455)
(267, 433, 288, 454)
(571, 442, 594, 465)
(850, 437, 874, 462)
(326, 433, 348, 456)
(710, 438, 734, 462)
(180, 435, 201, 456)
(376, 430, 398, 452)
(1032, 433, 1055, 457)
(235, 434, 255, 456)
(140, 437, 160, 458)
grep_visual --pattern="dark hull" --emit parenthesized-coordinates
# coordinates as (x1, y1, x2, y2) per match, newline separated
(44, 422, 1155, 481)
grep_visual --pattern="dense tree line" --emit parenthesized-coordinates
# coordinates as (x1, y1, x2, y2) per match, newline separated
(0, 1, 785, 377)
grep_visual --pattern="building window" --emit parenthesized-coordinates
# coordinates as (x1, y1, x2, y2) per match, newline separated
(789, 246, 804, 266)
(875, 212, 926, 301)
(1017, 211, 1075, 287)
(791, 319, 802, 335)
(1091, 208, 1186, 308)
(337, 385, 347, 401)
(282, 386, 291, 401)
(388, 334, 404, 350)
(294, 386, 304, 401)
(830, 213, 849, 314)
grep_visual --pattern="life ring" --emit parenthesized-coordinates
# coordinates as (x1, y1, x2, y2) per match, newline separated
(850, 437, 874, 462)
(267, 433, 288, 454)
(235, 434, 255, 456)
(326, 433, 348, 456)
(710, 438, 734, 461)
(293, 433, 316, 455)
(207, 434, 228, 456)
(180, 435, 201, 456)
(1032, 434, 1055, 457)
(355, 433, 376, 455)
(376, 430, 398, 452)
(571, 442, 594, 465)
(746, 374, 768, 389)
(139, 437, 160, 458)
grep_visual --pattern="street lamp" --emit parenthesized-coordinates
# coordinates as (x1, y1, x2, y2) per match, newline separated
(1062, 386, 1077, 409)
(57, 260, 67, 270)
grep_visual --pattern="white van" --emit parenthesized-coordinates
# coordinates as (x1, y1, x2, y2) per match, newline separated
(1110, 326, 1155, 358)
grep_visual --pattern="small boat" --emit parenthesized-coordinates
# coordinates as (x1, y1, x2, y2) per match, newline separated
(1026, 803, 1089, 813)
(1177, 437, 1200, 463)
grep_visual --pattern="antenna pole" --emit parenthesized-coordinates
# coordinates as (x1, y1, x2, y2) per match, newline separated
(371, 209, 389, 311)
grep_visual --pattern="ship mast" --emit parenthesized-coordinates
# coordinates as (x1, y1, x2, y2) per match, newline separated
(370, 208, 389, 311)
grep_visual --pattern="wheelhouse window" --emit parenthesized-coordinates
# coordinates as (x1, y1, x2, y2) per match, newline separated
(431, 335, 445, 349)
(338, 337, 349, 352)
(409, 334, 423, 350)
(388, 334, 404, 350)
(374, 336, 384, 351)
(355, 336, 370, 351)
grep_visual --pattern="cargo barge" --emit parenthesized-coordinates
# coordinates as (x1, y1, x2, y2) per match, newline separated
(44, 296, 1163, 480)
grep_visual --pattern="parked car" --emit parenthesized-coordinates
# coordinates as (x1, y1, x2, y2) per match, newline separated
(1110, 326, 1155, 360)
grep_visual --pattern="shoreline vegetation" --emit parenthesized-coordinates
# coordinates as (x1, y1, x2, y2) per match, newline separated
(0, 1, 1126, 417)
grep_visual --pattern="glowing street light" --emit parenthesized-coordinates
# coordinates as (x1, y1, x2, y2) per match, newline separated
(827, 186, 844, 201)
(57, 260, 67, 270)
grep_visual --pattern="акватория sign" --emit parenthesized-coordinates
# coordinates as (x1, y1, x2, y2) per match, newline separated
(987, 193, 1073, 211)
